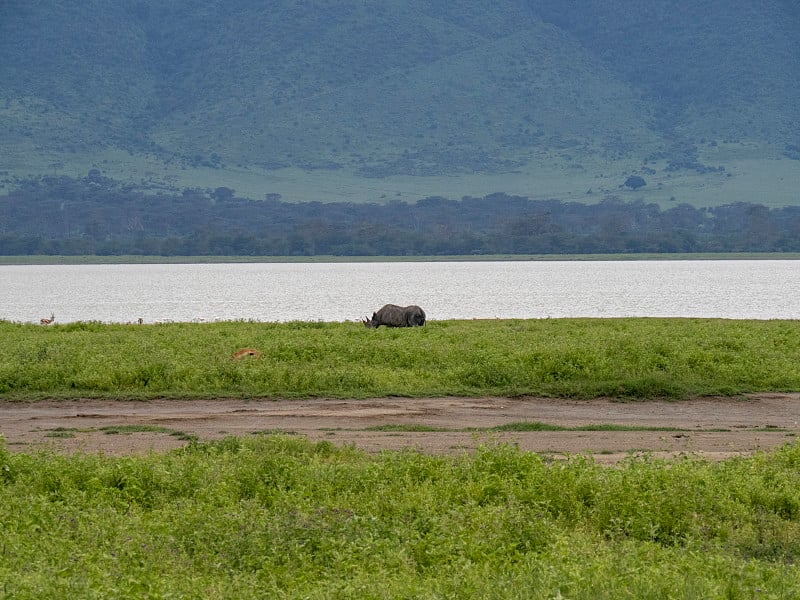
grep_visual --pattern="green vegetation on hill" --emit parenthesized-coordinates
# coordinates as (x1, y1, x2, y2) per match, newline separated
(2, 318, 800, 400)
(1, 1, 798, 206)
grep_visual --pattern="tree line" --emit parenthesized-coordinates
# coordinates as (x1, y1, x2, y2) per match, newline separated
(1, 175, 799, 256)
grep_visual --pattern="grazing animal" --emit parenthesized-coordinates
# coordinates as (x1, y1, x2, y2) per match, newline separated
(40, 313, 55, 325)
(233, 348, 262, 360)
(363, 304, 426, 328)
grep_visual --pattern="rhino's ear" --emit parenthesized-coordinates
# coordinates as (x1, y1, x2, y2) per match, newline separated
(372, 312, 377, 319)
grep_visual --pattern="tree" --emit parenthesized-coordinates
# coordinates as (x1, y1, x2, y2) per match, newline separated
(623, 175, 646, 190)
(212, 187, 235, 202)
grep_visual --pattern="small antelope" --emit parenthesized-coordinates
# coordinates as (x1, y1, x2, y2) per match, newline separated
(233, 348, 262, 360)
(40, 313, 55, 325)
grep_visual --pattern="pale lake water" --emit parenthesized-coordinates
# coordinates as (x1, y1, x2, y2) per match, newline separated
(1, 260, 799, 324)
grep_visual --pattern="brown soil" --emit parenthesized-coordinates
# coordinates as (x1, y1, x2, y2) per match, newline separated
(2, 394, 799, 463)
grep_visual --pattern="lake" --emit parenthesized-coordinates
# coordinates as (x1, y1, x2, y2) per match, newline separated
(1, 260, 798, 324)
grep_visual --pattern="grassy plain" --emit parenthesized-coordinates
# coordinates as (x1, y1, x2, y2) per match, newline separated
(2, 317, 800, 401)
(3, 317, 800, 597)
(1, 435, 800, 598)
(6, 144, 799, 208)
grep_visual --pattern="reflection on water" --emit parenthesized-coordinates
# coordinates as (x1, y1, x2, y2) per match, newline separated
(1, 260, 798, 323)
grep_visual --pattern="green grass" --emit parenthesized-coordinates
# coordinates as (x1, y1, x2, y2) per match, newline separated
(1, 434, 800, 597)
(366, 424, 451, 433)
(38, 425, 197, 442)
(2, 317, 800, 401)
(366, 422, 735, 433)
(98, 425, 197, 441)
(43, 429, 76, 439)
(4, 317, 800, 596)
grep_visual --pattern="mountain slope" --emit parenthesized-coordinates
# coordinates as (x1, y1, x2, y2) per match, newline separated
(531, 0, 800, 142)
(0, 0, 797, 205)
(164, 18, 659, 175)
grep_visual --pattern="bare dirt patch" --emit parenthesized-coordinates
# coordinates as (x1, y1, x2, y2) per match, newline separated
(2, 394, 799, 463)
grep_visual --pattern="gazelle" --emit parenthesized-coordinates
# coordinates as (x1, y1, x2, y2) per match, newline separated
(40, 313, 55, 325)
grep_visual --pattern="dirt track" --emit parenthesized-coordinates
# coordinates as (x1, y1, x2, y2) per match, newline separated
(3, 394, 799, 463)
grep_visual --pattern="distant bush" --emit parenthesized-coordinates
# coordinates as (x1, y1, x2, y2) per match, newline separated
(784, 144, 800, 160)
(623, 175, 646, 190)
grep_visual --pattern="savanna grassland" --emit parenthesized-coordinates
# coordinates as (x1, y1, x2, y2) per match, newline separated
(3, 317, 800, 597)
(2, 434, 800, 598)
(3, 317, 800, 400)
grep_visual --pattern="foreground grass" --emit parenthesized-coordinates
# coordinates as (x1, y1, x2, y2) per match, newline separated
(2, 318, 800, 400)
(1, 435, 799, 598)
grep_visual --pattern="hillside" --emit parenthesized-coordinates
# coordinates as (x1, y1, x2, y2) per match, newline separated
(1, 0, 798, 206)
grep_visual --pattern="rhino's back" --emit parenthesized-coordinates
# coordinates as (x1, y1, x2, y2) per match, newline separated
(375, 304, 425, 327)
